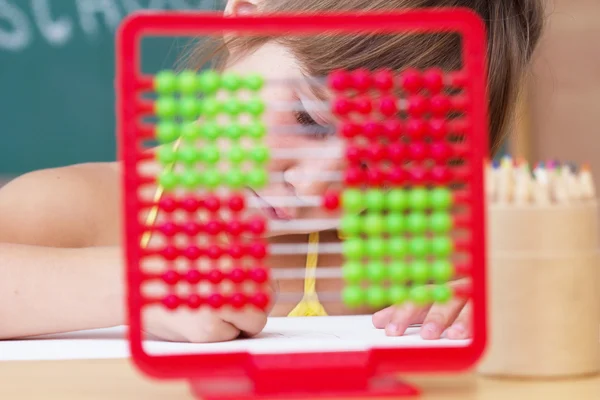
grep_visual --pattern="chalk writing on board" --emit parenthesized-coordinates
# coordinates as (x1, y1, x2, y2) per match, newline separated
(0, 0, 214, 52)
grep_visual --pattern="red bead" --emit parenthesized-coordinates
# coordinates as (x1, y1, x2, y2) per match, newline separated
(249, 243, 267, 259)
(187, 294, 203, 309)
(207, 269, 224, 284)
(161, 246, 179, 261)
(452, 95, 469, 111)
(203, 196, 221, 212)
(367, 167, 385, 186)
(430, 94, 451, 117)
(408, 95, 429, 116)
(204, 220, 223, 235)
(373, 69, 394, 91)
(352, 68, 373, 92)
(249, 267, 269, 283)
(341, 122, 361, 138)
(158, 196, 178, 212)
(228, 195, 245, 212)
(383, 119, 403, 140)
(162, 295, 180, 310)
(207, 293, 225, 308)
(355, 97, 373, 114)
(367, 143, 387, 162)
(329, 69, 351, 91)
(251, 293, 270, 310)
(333, 97, 353, 116)
(230, 293, 247, 309)
(206, 245, 223, 260)
(181, 197, 200, 212)
(183, 245, 202, 260)
(429, 119, 448, 140)
(322, 191, 340, 211)
(247, 217, 266, 235)
(407, 119, 427, 139)
(430, 142, 452, 163)
(449, 71, 468, 87)
(345, 167, 366, 186)
(159, 222, 178, 237)
(423, 68, 445, 93)
(226, 220, 244, 236)
(229, 267, 247, 283)
(363, 121, 383, 140)
(162, 270, 180, 285)
(182, 221, 201, 236)
(408, 142, 428, 161)
(185, 269, 202, 284)
(388, 143, 407, 163)
(431, 166, 452, 184)
(400, 69, 423, 93)
(229, 243, 245, 259)
(345, 145, 364, 164)
(388, 167, 408, 185)
(378, 95, 398, 117)
(409, 166, 429, 184)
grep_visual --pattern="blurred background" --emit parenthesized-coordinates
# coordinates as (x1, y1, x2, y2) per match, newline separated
(1, 0, 599, 191)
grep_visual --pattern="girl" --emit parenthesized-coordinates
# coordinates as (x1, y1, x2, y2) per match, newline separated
(0, 0, 543, 343)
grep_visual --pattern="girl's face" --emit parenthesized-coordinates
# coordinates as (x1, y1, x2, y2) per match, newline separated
(223, 43, 345, 237)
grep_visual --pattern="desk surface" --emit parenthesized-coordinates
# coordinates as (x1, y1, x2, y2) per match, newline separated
(0, 360, 599, 399)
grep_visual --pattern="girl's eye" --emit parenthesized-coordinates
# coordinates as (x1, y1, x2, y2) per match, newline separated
(293, 110, 331, 140)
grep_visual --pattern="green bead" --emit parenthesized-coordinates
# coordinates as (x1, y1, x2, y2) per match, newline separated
(181, 123, 201, 142)
(406, 212, 428, 234)
(388, 286, 409, 305)
(363, 214, 385, 236)
(197, 70, 221, 94)
(408, 187, 430, 211)
(245, 97, 265, 116)
(201, 97, 221, 118)
(343, 261, 365, 284)
(410, 260, 430, 284)
(430, 212, 453, 234)
(365, 189, 386, 212)
(365, 238, 387, 259)
(385, 213, 405, 234)
(221, 73, 242, 91)
(156, 122, 179, 144)
(158, 171, 178, 190)
(200, 122, 221, 141)
(178, 96, 200, 120)
(228, 145, 246, 165)
(244, 73, 264, 91)
(431, 236, 453, 257)
(178, 145, 200, 165)
(225, 122, 244, 140)
(388, 238, 408, 259)
(389, 261, 409, 283)
(200, 145, 220, 165)
(431, 285, 452, 304)
(431, 260, 454, 283)
(340, 215, 362, 237)
(154, 70, 177, 94)
(202, 169, 221, 189)
(225, 169, 245, 189)
(177, 70, 198, 95)
(180, 169, 202, 189)
(410, 285, 431, 306)
(247, 121, 266, 139)
(387, 189, 408, 212)
(342, 189, 364, 213)
(343, 286, 365, 308)
(155, 97, 178, 119)
(366, 286, 388, 308)
(366, 261, 387, 283)
(430, 187, 453, 211)
(247, 169, 268, 189)
(343, 238, 365, 260)
(223, 98, 243, 116)
(409, 237, 430, 258)
(156, 146, 177, 165)
(249, 145, 270, 164)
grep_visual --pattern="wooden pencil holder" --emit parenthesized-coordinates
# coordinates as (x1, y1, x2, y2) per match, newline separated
(478, 201, 600, 378)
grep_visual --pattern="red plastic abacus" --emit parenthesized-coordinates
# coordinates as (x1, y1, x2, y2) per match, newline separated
(117, 8, 489, 400)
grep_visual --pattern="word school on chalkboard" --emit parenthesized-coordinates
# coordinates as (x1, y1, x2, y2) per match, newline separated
(0, 0, 218, 52)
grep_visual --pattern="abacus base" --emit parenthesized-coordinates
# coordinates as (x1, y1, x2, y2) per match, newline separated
(190, 375, 420, 400)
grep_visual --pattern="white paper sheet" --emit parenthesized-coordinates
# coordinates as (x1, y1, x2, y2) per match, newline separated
(0, 315, 470, 361)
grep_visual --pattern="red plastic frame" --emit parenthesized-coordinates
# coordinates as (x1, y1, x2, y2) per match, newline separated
(116, 9, 489, 398)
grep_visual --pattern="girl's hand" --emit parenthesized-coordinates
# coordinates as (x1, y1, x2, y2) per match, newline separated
(372, 280, 472, 340)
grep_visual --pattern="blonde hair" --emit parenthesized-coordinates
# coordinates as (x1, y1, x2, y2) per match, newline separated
(190, 0, 544, 153)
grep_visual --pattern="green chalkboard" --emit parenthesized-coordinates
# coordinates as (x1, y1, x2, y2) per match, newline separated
(0, 0, 222, 175)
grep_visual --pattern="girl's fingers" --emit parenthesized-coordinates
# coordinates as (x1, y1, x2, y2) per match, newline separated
(385, 303, 432, 337)
(446, 301, 473, 340)
(372, 306, 396, 329)
(419, 296, 468, 340)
